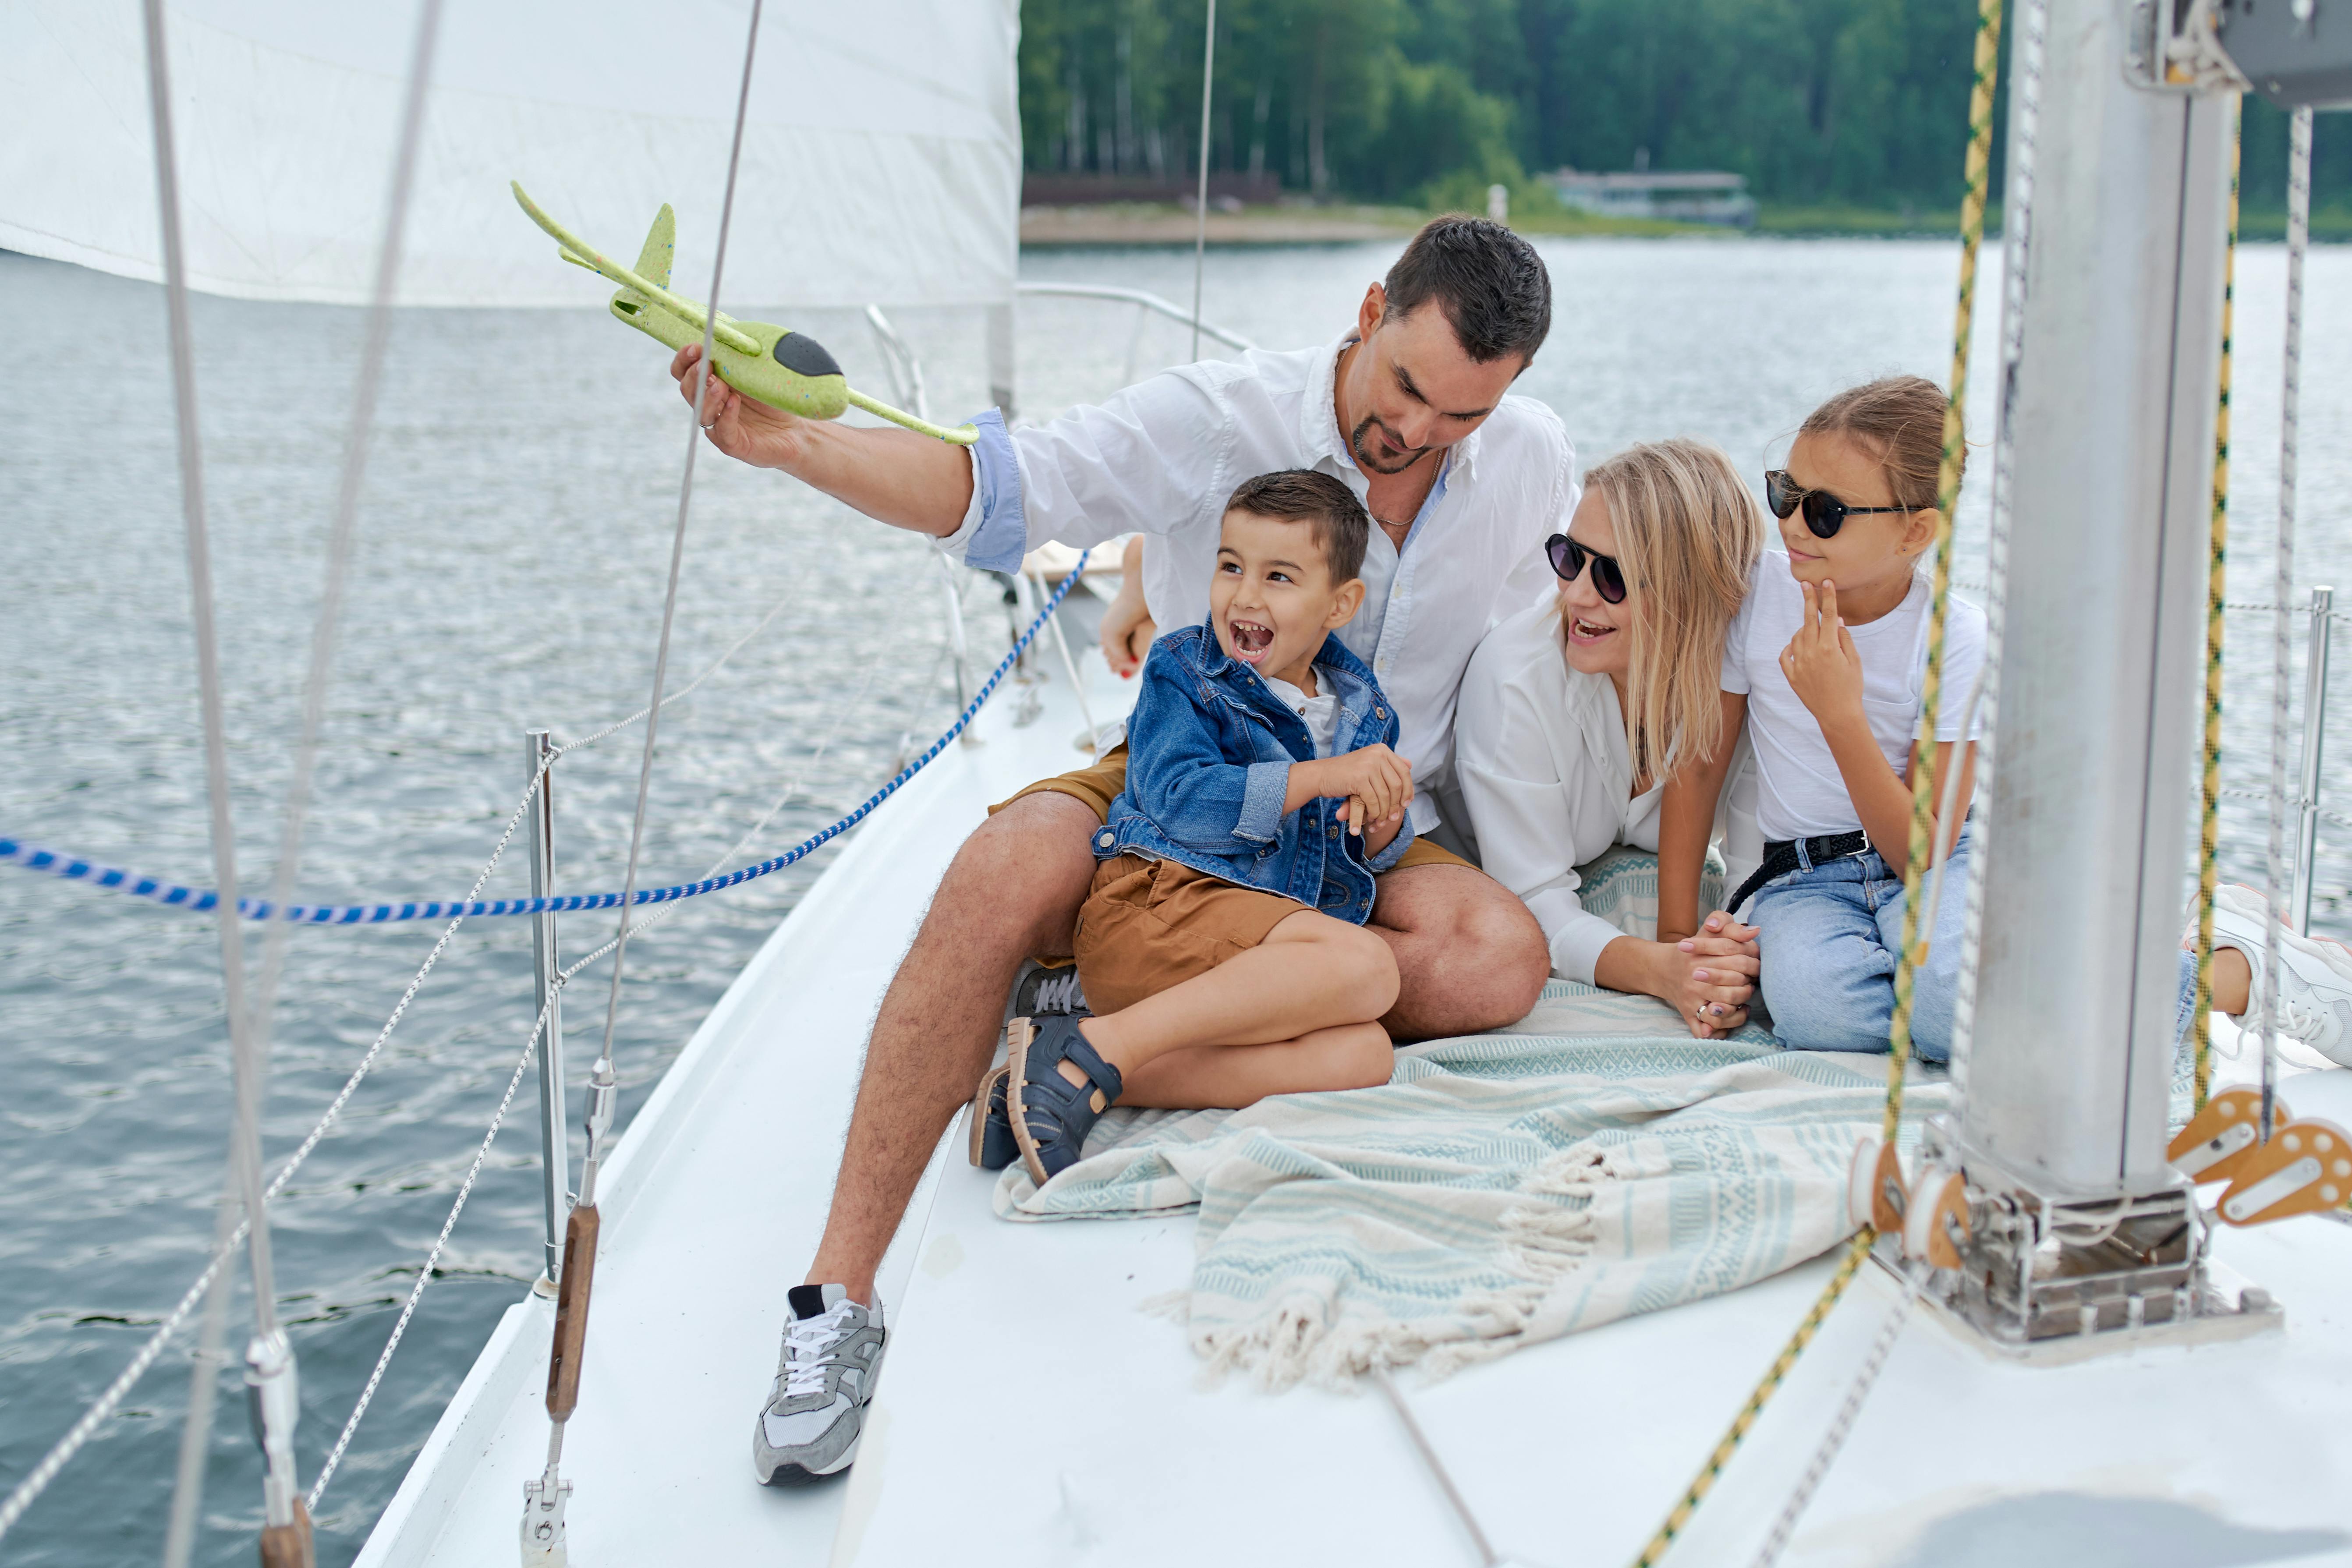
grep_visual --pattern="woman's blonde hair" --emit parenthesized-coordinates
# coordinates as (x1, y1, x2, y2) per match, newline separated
(1799, 374, 1959, 510)
(1583, 438, 1766, 783)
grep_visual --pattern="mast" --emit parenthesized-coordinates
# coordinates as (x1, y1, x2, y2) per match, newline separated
(1959, 0, 2236, 1199)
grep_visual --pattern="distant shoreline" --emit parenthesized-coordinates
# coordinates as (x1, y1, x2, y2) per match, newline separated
(1020, 201, 2352, 248)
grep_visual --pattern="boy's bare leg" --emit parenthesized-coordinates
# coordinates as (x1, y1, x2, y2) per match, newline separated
(1116, 1022, 1396, 1108)
(1369, 863, 1550, 1040)
(804, 791, 1100, 1302)
(1073, 911, 1399, 1081)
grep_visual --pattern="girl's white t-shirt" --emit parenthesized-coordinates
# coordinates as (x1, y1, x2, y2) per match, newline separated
(1720, 552, 1987, 843)
(1261, 674, 1342, 759)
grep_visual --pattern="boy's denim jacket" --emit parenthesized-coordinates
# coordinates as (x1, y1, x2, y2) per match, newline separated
(1094, 623, 1415, 924)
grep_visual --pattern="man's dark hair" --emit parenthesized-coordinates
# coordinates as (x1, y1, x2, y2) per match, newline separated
(1225, 469, 1371, 584)
(1382, 214, 1551, 365)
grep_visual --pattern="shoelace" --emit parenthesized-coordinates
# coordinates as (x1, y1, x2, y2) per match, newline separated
(2278, 995, 2330, 1047)
(1032, 969, 1085, 1014)
(781, 1302, 858, 1399)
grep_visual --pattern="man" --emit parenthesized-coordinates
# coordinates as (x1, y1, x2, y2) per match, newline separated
(677, 217, 1567, 1486)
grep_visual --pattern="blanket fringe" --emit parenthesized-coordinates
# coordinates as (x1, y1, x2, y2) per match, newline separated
(1179, 1138, 1630, 1389)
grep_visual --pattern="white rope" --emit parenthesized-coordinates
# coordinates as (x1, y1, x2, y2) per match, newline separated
(1752, 9, 2047, 1558)
(1946, 0, 2045, 1119)
(1747, 1264, 1929, 1568)
(2260, 106, 2312, 1134)
(552, 576, 808, 760)
(304, 636, 916, 1502)
(4, 587, 940, 1538)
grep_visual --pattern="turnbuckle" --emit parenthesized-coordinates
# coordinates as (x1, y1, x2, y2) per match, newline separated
(246, 1329, 315, 1568)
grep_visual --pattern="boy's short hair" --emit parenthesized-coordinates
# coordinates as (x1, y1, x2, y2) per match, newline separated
(1224, 470, 1370, 584)
(1384, 215, 1552, 366)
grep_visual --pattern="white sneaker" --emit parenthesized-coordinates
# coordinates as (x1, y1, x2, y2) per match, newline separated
(2208, 885, 2352, 1068)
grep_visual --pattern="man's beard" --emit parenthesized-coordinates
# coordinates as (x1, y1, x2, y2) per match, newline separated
(1349, 414, 1431, 476)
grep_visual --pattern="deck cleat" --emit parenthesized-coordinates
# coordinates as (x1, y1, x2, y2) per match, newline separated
(2168, 1087, 2294, 1186)
(2217, 1118, 2352, 1226)
(510, 183, 978, 444)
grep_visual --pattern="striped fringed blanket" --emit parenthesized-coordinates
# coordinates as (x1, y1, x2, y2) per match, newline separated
(992, 981, 1944, 1387)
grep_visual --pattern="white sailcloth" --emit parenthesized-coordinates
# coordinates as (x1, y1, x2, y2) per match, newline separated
(0, 0, 1020, 308)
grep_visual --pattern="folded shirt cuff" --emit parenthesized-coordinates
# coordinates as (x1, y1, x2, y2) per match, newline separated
(1367, 818, 1415, 874)
(942, 408, 1027, 574)
(1236, 761, 1291, 843)
(1548, 911, 1626, 988)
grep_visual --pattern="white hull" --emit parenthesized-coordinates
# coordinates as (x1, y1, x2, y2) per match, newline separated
(360, 643, 2352, 1568)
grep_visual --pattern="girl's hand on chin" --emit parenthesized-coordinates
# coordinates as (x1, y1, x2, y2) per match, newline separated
(1779, 579, 1867, 725)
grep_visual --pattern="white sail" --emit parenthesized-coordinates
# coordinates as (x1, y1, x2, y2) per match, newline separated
(0, 0, 1020, 308)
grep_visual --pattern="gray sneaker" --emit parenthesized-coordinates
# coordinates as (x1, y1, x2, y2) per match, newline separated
(752, 1284, 886, 1485)
(1009, 960, 1091, 1021)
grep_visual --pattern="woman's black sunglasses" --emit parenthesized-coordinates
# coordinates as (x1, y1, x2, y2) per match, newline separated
(1765, 469, 1912, 539)
(1545, 532, 1626, 604)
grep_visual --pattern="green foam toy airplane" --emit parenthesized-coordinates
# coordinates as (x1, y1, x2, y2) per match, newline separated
(512, 182, 978, 446)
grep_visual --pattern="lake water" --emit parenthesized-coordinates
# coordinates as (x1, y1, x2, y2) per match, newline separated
(2, 234, 2347, 1565)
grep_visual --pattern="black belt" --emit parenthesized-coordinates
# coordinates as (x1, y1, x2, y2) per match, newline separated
(1725, 831, 1872, 915)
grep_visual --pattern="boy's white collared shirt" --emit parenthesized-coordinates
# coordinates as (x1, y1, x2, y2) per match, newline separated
(937, 332, 1576, 833)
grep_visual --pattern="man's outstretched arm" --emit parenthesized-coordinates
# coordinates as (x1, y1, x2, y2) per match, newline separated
(670, 343, 973, 535)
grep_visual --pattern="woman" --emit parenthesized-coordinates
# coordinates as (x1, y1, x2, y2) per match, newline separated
(1454, 438, 1764, 1037)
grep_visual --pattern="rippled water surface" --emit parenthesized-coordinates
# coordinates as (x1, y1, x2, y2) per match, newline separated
(3, 235, 2347, 1564)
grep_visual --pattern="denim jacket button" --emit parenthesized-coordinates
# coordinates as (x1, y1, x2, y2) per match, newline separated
(1093, 829, 1114, 850)
(1327, 823, 1339, 840)
(1374, 705, 1386, 719)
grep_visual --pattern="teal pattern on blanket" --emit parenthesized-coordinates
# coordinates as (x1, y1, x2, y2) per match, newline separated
(992, 982, 1945, 1387)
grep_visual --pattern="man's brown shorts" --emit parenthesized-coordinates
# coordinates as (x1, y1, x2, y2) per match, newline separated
(988, 743, 1473, 875)
(1070, 853, 1303, 1015)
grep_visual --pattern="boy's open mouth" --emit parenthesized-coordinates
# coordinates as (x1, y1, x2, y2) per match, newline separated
(1229, 619, 1274, 662)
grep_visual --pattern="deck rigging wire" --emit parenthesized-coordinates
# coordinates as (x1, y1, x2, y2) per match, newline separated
(0, 560, 1061, 1548)
(2259, 105, 2315, 1138)
(133, 0, 315, 1554)
(159, 3, 448, 1558)
(1626, 0, 2005, 1557)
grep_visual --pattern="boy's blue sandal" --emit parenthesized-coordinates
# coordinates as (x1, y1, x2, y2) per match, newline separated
(966, 1061, 1018, 1171)
(1005, 1015, 1124, 1186)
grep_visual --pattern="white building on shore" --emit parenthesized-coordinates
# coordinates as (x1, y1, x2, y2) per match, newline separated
(1546, 166, 1758, 227)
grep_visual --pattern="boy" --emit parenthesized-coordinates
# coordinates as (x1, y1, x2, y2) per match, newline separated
(974, 470, 1419, 1184)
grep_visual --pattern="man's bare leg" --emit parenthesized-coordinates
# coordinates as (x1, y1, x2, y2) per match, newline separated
(1371, 863, 1550, 1040)
(806, 791, 1099, 1301)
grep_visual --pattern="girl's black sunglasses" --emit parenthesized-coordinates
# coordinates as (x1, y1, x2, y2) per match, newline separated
(1545, 532, 1626, 603)
(1765, 469, 1912, 539)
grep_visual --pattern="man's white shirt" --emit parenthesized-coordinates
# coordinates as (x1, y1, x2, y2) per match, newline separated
(936, 333, 1577, 833)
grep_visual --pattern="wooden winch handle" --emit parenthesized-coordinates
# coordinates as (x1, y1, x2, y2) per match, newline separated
(546, 1203, 600, 1422)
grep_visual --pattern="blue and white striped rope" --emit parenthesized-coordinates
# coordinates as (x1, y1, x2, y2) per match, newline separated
(5, 554, 1088, 924)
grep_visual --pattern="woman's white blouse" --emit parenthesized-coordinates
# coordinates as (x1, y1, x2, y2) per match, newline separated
(1454, 600, 1760, 984)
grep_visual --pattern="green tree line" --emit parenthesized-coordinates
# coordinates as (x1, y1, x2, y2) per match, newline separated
(1017, 0, 2346, 217)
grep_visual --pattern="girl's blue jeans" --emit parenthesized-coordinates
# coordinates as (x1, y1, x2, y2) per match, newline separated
(1752, 829, 2203, 1059)
(1750, 832, 1973, 1060)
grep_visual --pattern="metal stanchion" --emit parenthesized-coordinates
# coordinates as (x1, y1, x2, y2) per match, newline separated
(524, 730, 568, 1292)
(2294, 586, 2333, 934)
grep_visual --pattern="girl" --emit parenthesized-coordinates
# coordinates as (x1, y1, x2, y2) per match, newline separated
(1455, 438, 1768, 1038)
(1664, 375, 2352, 1065)
(1661, 377, 1984, 1056)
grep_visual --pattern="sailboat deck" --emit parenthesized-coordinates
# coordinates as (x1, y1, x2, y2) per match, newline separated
(357, 649, 2352, 1568)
